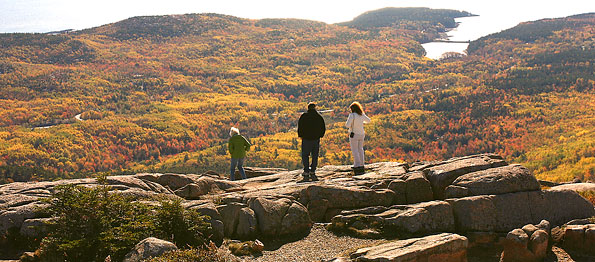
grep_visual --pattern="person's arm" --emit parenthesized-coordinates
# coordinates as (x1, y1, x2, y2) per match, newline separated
(297, 114, 304, 138)
(320, 115, 326, 137)
(228, 139, 234, 155)
(363, 113, 371, 124)
(345, 113, 354, 128)
(243, 136, 251, 151)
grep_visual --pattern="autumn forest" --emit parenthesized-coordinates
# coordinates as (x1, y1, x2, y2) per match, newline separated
(0, 8, 593, 184)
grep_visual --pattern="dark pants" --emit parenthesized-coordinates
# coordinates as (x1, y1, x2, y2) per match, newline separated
(301, 139, 320, 173)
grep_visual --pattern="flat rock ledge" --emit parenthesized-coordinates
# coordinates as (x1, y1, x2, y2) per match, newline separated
(349, 233, 468, 262)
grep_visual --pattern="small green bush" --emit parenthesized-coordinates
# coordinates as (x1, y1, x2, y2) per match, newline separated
(154, 198, 212, 248)
(34, 178, 212, 262)
(146, 243, 230, 262)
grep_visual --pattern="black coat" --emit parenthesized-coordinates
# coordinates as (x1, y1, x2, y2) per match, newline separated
(298, 109, 326, 140)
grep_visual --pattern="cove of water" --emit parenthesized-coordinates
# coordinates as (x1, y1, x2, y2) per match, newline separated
(421, 14, 532, 59)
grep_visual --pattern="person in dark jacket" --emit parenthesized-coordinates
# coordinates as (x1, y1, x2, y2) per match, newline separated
(228, 127, 251, 181)
(297, 102, 326, 182)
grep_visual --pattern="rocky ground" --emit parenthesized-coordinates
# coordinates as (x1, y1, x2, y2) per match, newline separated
(217, 225, 595, 262)
(2, 153, 595, 261)
(240, 223, 383, 262)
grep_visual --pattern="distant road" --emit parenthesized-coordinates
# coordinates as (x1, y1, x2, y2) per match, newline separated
(33, 113, 84, 129)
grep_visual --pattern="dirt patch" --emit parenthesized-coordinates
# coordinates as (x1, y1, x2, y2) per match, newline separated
(236, 223, 384, 262)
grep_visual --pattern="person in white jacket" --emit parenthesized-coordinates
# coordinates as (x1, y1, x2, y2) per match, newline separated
(345, 102, 370, 175)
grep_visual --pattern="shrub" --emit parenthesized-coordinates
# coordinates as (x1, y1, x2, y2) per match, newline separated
(34, 177, 213, 262)
(36, 183, 154, 261)
(153, 198, 212, 248)
(146, 243, 231, 262)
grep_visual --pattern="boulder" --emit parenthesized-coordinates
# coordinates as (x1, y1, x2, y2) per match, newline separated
(237, 167, 288, 178)
(248, 197, 311, 237)
(535, 190, 595, 226)
(402, 171, 434, 204)
(549, 182, 595, 193)
(0, 202, 47, 233)
(425, 154, 507, 199)
(281, 202, 312, 236)
(363, 162, 408, 177)
(331, 201, 454, 235)
(186, 202, 224, 245)
(500, 221, 550, 262)
(134, 173, 195, 191)
(248, 197, 291, 236)
(123, 237, 177, 262)
(307, 199, 329, 222)
(174, 182, 211, 199)
(387, 179, 407, 204)
(107, 176, 157, 192)
(350, 233, 468, 262)
(217, 202, 247, 237)
(444, 164, 540, 198)
(448, 190, 595, 233)
(561, 224, 595, 255)
(300, 184, 394, 210)
(19, 218, 52, 237)
(529, 230, 549, 259)
(236, 207, 258, 239)
(500, 228, 532, 262)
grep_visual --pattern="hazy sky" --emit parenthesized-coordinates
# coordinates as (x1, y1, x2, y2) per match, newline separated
(1, 0, 594, 33)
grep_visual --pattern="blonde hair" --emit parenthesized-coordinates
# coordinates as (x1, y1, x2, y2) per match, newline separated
(229, 127, 240, 137)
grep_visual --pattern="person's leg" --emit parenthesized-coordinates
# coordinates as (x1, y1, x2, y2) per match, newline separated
(357, 136, 365, 167)
(310, 139, 320, 172)
(310, 139, 320, 181)
(230, 158, 238, 181)
(301, 140, 312, 178)
(349, 136, 360, 168)
(237, 157, 246, 179)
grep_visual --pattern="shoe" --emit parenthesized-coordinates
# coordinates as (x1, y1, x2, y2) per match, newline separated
(353, 166, 365, 175)
(299, 171, 310, 182)
(310, 173, 319, 181)
(357, 166, 365, 175)
(299, 176, 310, 182)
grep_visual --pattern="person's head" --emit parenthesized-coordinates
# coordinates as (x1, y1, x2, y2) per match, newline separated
(229, 127, 240, 137)
(350, 102, 363, 115)
(307, 102, 316, 111)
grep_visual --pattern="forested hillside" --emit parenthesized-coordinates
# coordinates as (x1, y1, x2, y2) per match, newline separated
(0, 8, 593, 183)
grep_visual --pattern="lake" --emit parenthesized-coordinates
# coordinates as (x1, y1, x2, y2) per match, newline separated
(421, 15, 525, 60)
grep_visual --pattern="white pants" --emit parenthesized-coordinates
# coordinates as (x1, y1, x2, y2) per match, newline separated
(349, 133, 365, 167)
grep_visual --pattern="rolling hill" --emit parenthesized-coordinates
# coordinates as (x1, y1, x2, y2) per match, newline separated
(0, 8, 593, 183)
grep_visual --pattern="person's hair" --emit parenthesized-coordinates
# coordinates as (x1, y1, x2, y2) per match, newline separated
(229, 127, 240, 137)
(350, 102, 363, 115)
(307, 102, 316, 110)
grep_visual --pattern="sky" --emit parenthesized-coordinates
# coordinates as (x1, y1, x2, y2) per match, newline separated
(1, 0, 594, 33)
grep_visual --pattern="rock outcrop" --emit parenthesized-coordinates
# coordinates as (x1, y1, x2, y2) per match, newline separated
(560, 222, 595, 255)
(1, 153, 594, 261)
(349, 233, 468, 261)
(500, 220, 551, 262)
(424, 154, 507, 199)
(123, 237, 177, 262)
(549, 182, 595, 193)
(447, 190, 595, 232)
(330, 201, 455, 236)
(444, 164, 540, 198)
